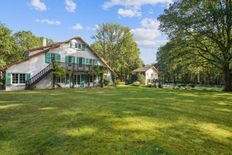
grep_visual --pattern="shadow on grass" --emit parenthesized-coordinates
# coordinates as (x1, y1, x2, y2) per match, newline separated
(0, 87, 231, 154)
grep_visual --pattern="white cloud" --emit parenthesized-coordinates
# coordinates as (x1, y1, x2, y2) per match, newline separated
(103, 0, 173, 9)
(65, 0, 77, 12)
(131, 28, 164, 48)
(36, 19, 61, 25)
(141, 18, 160, 29)
(31, 0, 47, 11)
(72, 24, 83, 30)
(103, 0, 173, 17)
(131, 18, 167, 48)
(117, 8, 141, 17)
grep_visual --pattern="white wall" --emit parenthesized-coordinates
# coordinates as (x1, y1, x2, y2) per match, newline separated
(35, 73, 53, 89)
(145, 68, 158, 85)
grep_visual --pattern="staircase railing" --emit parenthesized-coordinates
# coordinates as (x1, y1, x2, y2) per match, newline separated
(25, 63, 53, 89)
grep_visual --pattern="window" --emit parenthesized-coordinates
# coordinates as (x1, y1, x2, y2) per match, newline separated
(12, 74, 18, 84)
(90, 59, 93, 65)
(56, 76, 65, 83)
(51, 53, 56, 61)
(12, 73, 26, 84)
(79, 57, 83, 65)
(78, 44, 82, 49)
(74, 75, 81, 85)
(19, 74, 25, 83)
(68, 56, 73, 63)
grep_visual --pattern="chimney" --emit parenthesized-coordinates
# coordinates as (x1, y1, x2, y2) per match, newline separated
(43, 38, 47, 47)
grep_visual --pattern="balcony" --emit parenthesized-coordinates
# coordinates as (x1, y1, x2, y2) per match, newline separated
(54, 62, 105, 72)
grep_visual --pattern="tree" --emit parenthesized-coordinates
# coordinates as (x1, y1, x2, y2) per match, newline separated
(0, 23, 17, 69)
(156, 39, 223, 86)
(14, 31, 44, 58)
(159, 0, 232, 91)
(91, 23, 143, 81)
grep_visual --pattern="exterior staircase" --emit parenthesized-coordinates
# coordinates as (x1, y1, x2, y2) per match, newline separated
(25, 63, 53, 90)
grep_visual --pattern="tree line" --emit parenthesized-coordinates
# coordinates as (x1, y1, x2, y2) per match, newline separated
(157, 0, 232, 91)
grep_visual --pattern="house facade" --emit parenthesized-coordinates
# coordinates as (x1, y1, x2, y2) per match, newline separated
(4, 36, 114, 91)
(132, 66, 158, 85)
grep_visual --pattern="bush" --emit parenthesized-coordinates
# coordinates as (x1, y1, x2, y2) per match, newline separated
(137, 74, 145, 84)
(131, 81, 141, 86)
(158, 83, 163, 88)
(115, 80, 125, 85)
(103, 78, 110, 86)
(147, 84, 153, 87)
(188, 84, 195, 88)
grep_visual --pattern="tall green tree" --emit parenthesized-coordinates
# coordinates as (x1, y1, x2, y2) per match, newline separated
(159, 0, 232, 91)
(14, 31, 43, 58)
(92, 23, 143, 80)
(0, 23, 16, 69)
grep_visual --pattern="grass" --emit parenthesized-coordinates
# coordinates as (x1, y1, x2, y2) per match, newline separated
(0, 87, 231, 154)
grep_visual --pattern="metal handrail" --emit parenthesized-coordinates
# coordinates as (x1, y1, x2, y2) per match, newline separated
(25, 63, 53, 88)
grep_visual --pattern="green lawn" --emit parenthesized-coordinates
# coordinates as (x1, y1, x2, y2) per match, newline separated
(0, 87, 231, 154)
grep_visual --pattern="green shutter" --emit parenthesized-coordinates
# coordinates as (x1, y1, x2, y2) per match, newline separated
(5, 73, 11, 85)
(72, 56, 75, 63)
(77, 57, 79, 64)
(81, 75, 85, 83)
(55, 54, 61, 62)
(26, 73, 30, 81)
(45, 53, 51, 63)
(82, 58, 85, 65)
(65, 56, 68, 63)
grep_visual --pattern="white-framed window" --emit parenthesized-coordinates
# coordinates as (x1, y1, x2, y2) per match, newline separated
(56, 76, 65, 83)
(12, 73, 26, 84)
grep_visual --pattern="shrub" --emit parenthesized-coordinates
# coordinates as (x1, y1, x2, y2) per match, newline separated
(115, 80, 125, 85)
(137, 74, 145, 84)
(131, 81, 141, 86)
(188, 84, 195, 88)
(158, 83, 163, 88)
(147, 84, 154, 88)
(103, 78, 110, 86)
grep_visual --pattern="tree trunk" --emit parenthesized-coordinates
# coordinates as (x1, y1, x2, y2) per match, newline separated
(223, 64, 232, 91)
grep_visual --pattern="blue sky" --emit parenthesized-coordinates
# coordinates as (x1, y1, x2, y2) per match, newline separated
(0, 0, 173, 64)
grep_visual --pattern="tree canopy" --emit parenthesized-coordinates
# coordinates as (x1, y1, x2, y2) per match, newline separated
(91, 23, 143, 80)
(0, 22, 53, 70)
(158, 0, 232, 91)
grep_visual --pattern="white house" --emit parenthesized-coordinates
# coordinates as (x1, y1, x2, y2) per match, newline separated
(4, 36, 115, 91)
(132, 66, 158, 85)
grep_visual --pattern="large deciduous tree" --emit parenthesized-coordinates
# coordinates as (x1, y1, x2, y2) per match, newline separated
(0, 23, 16, 69)
(92, 23, 143, 80)
(159, 0, 232, 91)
